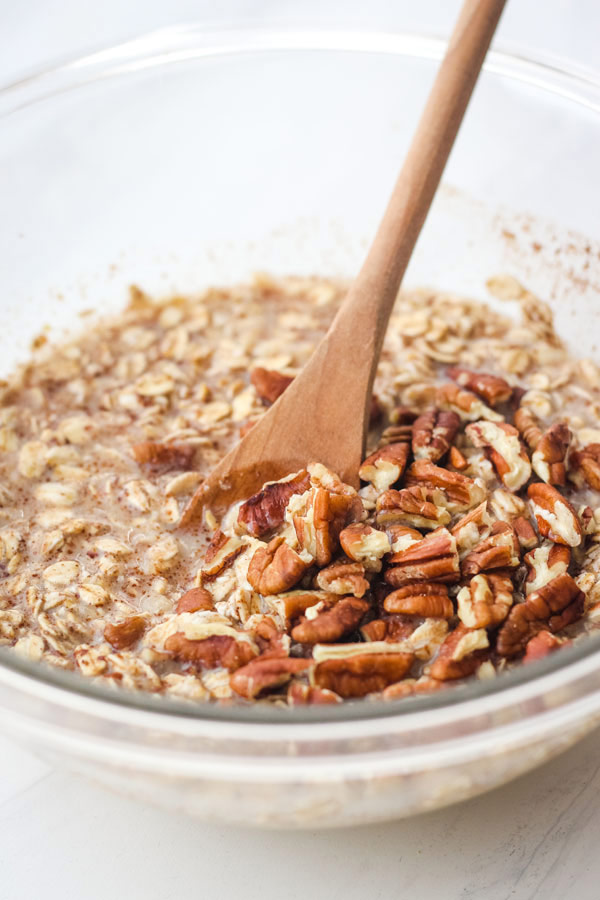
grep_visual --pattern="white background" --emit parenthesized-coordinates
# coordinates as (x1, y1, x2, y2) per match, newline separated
(2, 2, 600, 898)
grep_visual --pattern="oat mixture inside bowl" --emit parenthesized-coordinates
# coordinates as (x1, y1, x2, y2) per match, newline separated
(2, 274, 600, 705)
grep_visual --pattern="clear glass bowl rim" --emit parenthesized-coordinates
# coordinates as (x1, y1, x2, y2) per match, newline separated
(1, 24, 600, 725)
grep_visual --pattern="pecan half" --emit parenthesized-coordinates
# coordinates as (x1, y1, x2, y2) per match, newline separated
(514, 407, 542, 450)
(230, 656, 311, 698)
(269, 590, 338, 626)
(527, 483, 583, 547)
(291, 596, 369, 644)
(569, 444, 600, 490)
(237, 470, 311, 537)
(104, 615, 146, 650)
(456, 573, 513, 628)
(429, 624, 489, 680)
(523, 630, 569, 664)
(165, 632, 257, 671)
(446, 367, 512, 407)
(131, 441, 195, 473)
(361, 617, 416, 642)
(524, 542, 571, 594)
(287, 682, 342, 705)
(451, 501, 493, 556)
(384, 527, 460, 586)
(250, 366, 293, 405)
(466, 421, 531, 491)
(376, 486, 451, 530)
(252, 615, 289, 659)
(313, 652, 414, 698)
(383, 583, 454, 618)
(315, 560, 369, 597)
(411, 409, 460, 463)
(293, 486, 363, 567)
(387, 524, 426, 552)
(176, 587, 214, 614)
(358, 442, 410, 492)
(201, 530, 245, 579)
(496, 573, 584, 657)
(461, 521, 521, 575)
(339, 523, 391, 572)
(512, 516, 538, 550)
(531, 423, 571, 486)
(436, 382, 503, 422)
(404, 460, 485, 512)
(379, 423, 414, 445)
(247, 536, 309, 595)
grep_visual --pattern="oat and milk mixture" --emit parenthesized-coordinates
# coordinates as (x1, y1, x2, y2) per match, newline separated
(2, 274, 600, 705)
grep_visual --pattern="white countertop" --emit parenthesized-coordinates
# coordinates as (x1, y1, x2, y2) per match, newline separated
(2, 2, 600, 897)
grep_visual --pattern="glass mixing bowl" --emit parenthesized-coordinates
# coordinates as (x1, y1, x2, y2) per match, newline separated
(1, 26, 600, 828)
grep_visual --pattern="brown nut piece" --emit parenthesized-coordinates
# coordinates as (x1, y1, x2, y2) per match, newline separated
(339, 523, 391, 572)
(269, 590, 338, 626)
(404, 460, 486, 512)
(514, 407, 542, 450)
(291, 596, 369, 644)
(512, 516, 538, 551)
(165, 633, 257, 671)
(446, 366, 513, 407)
(250, 366, 294, 406)
(201, 530, 245, 579)
(293, 486, 363, 567)
(314, 652, 414, 698)
(465, 421, 531, 491)
(496, 573, 584, 657)
(361, 617, 416, 643)
(449, 446, 468, 470)
(523, 630, 569, 664)
(451, 501, 493, 556)
(315, 560, 370, 597)
(383, 583, 454, 618)
(230, 656, 312, 699)
(287, 682, 342, 705)
(384, 527, 460, 587)
(237, 470, 311, 537)
(376, 486, 451, 530)
(524, 542, 571, 595)
(527, 483, 583, 547)
(456, 573, 513, 628)
(247, 536, 309, 595)
(531, 423, 571, 486)
(411, 409, 460, 463)
(569, 444, 600, 490)
(436, 382, 503, 422)
(461, 521, 521, 576)
(252, 615, 289, 659)
(429, 623, 489, 680)
(131, 441, 195, 473)
(383, 676, 445, 700)
(176, 587, 214, 614)
(104, 615, 146, 650)
(358, 442, 410, 492)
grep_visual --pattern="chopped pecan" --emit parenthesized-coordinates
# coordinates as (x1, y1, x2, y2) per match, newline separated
(252, 615, 289, 658)
(384, 527, 460, 586)
(436, 382, 503, 422)
(230, 656, 311, 698)
(384, 583, 454, 618)
(376, 486, 451, 530)
(361, 617, 416, 642)
(339, 523, 391, 572)
(315, 560, 369, 597)
(268, 590, 338, 626)
(387, 524, 423, 552)
(451, 501, 493, 556)
(446, 366, 513, 407)
(569, 444, 600, 490)
(429, 624, 489, 680)
(292, 484, 363, 567)
(287, 682, 342, 705)
(358, 442, 410, 492)
(247, 536, 309, 595)
(250, 366, 293, 405)
(456, 573, 513, 628)
(449, 446, 468, 470)
(383, 676, 445, 699)
(237, 470, 311, 537)
(512, 516, 538, 550)
(514, 407, 542, 450)
(291, 596, 369, 644)
(378, 423, 414, 445)
(201, 530, 245, 579)
(131, 441, 195, 473)
(531, 423, 571, 486)
(165, 632, 257, 671)
(461, 521, 521, 575)
(466, 421, 531, 491)
(524, 542, 571, 594)
(523, 630, 569, 664)
(527, 483, 583, 547)
(176, 587, 214, 614)
(411, 409, 460, 462)
(496, 573, 584, 657)
(404, 460, 485, 512)
(313, 652, 414, 698)
(104, 615, 146, 650)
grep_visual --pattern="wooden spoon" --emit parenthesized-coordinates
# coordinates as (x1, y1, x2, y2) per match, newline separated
(182, 0, 506, 525)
